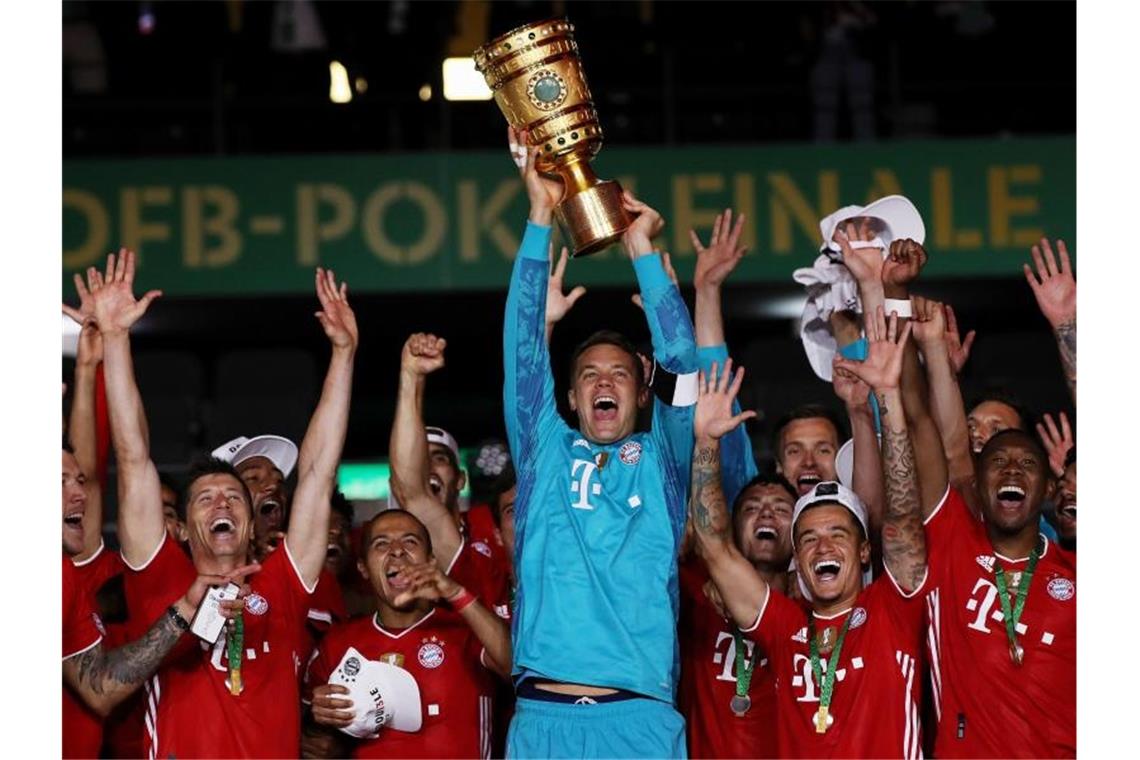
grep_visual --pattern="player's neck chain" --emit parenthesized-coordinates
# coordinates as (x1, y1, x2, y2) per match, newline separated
(730, 628, 755, 717)
(808, 610, 854, 733)
(992, 534, 1044, 667)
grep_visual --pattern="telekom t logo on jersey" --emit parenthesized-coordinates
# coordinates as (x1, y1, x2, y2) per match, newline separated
(712, 631, 755, 682)
(570, 459, 601, 510)
(965, 577, 1028, 637)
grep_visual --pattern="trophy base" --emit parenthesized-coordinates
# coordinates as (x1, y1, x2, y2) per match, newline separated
(555, 180, 632, 257)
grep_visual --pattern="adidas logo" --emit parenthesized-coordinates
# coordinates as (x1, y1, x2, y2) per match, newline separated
(791, 627, 808, 644)
(574, 696, 598, 705)
(975, 555, 995, 573)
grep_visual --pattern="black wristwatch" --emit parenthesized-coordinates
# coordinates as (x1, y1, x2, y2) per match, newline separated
(166, 604, 191, 632)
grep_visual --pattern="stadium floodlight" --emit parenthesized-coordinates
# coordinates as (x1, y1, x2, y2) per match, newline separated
(442, 57, 492, 101)
(328, 60, 352, 104)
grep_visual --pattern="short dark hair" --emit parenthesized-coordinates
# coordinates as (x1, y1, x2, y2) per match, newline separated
(967, 388, 1035, 431)
(330, 489, 354, 526)
(62, 440, 75, 455)
(978, 428, 1047, 463)
(732, 472, 798, 513)
(184, 457, 253, 513)
(158, 472, 185, 520)
(1064, 446, 1076, 469)
(488, 463, 517, 524)
(360, 509, 433, 557)
(773, 404, 847, 454)
(569, 330, 645, 387)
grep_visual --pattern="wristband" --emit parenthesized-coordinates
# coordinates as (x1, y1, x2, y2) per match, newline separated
(648, 360, 700, 407)
(445, 587, 477, 614)
(882, 298, 913, 319)
(167, 604, 191, 632)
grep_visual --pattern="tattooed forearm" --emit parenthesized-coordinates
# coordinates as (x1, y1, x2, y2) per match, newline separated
(689, 443, 730, 543)
(69, 609, 183, 711)
(1055, 319, 1076, 401)
(879, 425, 928, 592)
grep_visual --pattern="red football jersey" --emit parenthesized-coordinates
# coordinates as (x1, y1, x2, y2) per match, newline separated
(72, 542, 125, 597)
(924, 488, 1076, 758)
(62, 555, 105, 759)
(678, 558, 778, 758)
(306, 610, 498, 759)
(746, 572, 927, 758)
(122, 534, 314, 759)
(445, 539, 512, 624)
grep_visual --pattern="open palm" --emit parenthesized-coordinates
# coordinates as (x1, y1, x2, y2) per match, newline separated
(314, 268, 358, 350)
(88, 249, 163, 334)
(1024, 238, 1075, 329)
(694, 358, 756, 440)
(834, 307, 911, 392)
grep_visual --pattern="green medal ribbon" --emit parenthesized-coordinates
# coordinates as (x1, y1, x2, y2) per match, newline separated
(808, 611, 853, 733)
(992, 544, 1041, 667)
(226, 614, 244, 695)
(729, 628, 756, 715)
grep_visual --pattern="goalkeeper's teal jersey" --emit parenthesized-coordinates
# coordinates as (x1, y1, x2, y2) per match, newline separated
(503, 221, 697, 703)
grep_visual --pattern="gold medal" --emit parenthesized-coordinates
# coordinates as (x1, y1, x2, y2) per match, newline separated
(229, 670, 242, 695)
(814, 705, 832, 734)
(1009, 640, 1024, 667)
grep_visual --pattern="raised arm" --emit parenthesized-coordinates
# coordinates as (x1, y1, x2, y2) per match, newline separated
(503, 131, 566, 473)
(392, 561, 512, 679)
(1024, 237, 1076, 403)
(691, 209, 758, 507)
(389, 333, 462, 564)
(911, 297, 974, 508)
(836, 309, 927, 592)
(832, 361, 885, 528)
(287, 269, 358, 589)
(64, 563, 258, 717)
(690, 360, 765, 628)
(91, 249, 166, 567)
(64, 272, 108, 561)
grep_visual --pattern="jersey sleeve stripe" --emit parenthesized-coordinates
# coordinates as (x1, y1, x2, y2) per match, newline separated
(282, 536, 318, 594)
(71, 539, 106, 567)
(740, 590, 771, 634)
(884, 562, 930, 599)
(925, 588, 943, 722)
(62, 634, 102, 661)
(923, 483, 952, 526)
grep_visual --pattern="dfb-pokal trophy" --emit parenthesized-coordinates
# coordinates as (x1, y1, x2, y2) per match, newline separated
(474, 18, 631, 257)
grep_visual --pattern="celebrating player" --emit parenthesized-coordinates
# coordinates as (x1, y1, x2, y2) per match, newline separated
(693, 309, 929, 758)
(502, 127, 698, 757)
(97, 249, 356, 758)
(305, 509, 511, 758)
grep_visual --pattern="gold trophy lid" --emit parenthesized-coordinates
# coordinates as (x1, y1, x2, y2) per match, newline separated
(473, 17, 575, 79)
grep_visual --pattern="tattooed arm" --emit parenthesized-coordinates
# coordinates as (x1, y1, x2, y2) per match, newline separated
(1024, 237, 1076, 404)
(63, 564, 260, 717)
(690, 360, 767, 628)
(835, 307, 927, 593)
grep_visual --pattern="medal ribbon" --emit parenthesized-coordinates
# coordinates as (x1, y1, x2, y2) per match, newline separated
(731, 628, 755, 698)
(226, 613, 244, 695)
(808, 611, 853, 726)
(992, 544, 1041, 660)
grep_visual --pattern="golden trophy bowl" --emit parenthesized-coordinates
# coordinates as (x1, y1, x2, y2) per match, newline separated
(474, 18, 632, 257)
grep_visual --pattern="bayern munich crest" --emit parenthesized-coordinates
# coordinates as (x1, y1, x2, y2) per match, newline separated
(418, 640, 445, 669)
(245, 593, 269, 615)
(1047, 577, 1075, 601)
(849, 607, 868, 629)
(619, 441, 642, 465)
(472, 541, 493, 558)
(344, 656, 361, 677)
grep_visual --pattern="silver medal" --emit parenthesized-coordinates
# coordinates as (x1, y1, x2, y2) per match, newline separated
(730, 694, 751, 716)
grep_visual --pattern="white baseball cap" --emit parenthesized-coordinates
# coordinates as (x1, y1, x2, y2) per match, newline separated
(425, 427, 460, 463)
(834, 436, 881, 489)
(329, 647, 423, 738)
(818, 195, 926, 252)
(211, 435, 298, 479)
(791, 481, 869, 549)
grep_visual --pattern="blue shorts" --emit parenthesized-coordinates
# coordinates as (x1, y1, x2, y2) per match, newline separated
(507, 695, 687, 759)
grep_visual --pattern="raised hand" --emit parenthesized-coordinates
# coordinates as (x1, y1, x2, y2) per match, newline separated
(630, 251, 677, 311)
(834, 306, 912, 392)
(1024, 237, 1075, 329)
(693, 359, 757, 441)
(833, 222, 884, 286)
(691, 208, 748, 293)
(512, 127, 564, 223)
(310, 683, 355, 729)
(314, 268, 358, 351)
(546, 244, 587, 326)
(401, 333, 447, 377)
(64, 266, 105, 365)
(944, 304, 976, 374)
(620, 190, 665, 259)
(391, 559, 462, 608)
(909, 295, 947, 347)
(1036, 411, 1074, 478)
(832, 360, 872, 409)
(87, 248, 163, 335)
(881, 238, 927, 289)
